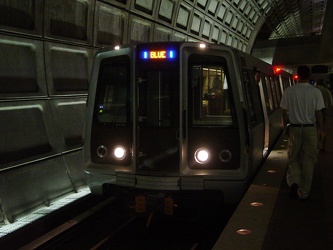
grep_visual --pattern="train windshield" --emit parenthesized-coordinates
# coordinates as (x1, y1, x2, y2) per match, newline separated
(137, 64, 179, 127)
(95, 56, 130, 125)
(190, 55, 233, 126)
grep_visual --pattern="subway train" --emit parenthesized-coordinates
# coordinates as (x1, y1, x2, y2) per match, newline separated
(83, 42, 292, 213)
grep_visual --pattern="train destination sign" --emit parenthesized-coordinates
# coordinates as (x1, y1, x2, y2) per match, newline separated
(140, 49, 177, 60)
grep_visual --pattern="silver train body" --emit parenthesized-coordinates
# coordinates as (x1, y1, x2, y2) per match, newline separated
(84, 42, 291, 206)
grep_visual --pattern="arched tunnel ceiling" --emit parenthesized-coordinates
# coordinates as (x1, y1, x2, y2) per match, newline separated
(256, 0, 327, 40)
(252, 0, 332, 71)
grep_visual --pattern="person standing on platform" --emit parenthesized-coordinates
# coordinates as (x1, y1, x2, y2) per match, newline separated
(316, 79, 333, 151)
(280, 65, 325, 200)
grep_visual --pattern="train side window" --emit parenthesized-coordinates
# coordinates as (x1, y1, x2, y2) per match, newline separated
(242, 71, 256, 124)
(269, 76, 278, 108)
(274, 78, 281, 104)
(242, 70, 264, 126)
(261, 77, 272, 114)
(95, 56, 130, 125)
(190, 63, 233, 126)
(264, 76, 274, 111)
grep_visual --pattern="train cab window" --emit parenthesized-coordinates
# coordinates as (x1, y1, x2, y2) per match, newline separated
(190, 57, 233, 126)
(95, 56, 130, 125)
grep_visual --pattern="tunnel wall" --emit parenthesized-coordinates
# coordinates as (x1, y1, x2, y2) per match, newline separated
(0, 0, 263, 222)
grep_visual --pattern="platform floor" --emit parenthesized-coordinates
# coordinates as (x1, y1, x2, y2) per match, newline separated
(214, 109, 333, 250)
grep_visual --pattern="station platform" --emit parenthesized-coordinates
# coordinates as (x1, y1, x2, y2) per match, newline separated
(214, 110, 333, 250)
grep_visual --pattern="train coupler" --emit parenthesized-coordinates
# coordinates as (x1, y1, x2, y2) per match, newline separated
(133, 194, 175, 216)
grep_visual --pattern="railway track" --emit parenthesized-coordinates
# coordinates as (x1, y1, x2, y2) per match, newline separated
(3, 195, 236, 249)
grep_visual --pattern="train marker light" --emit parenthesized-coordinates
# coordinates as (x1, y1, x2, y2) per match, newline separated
(199, 43, 206, 48)
(96, 145, 108, 158)
(194, 148, 210, 164)
(114, 146, 126, 160)
(273, 67, 282, 74)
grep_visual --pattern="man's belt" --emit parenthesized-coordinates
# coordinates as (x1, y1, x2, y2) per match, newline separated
(290, 124, 315, 127)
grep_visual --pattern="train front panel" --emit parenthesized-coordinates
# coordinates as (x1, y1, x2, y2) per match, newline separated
(84, 42, 250, 204)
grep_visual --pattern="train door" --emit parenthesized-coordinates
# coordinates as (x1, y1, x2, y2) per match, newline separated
(136, 53, 180, 175)
(242, 70, 265, 171)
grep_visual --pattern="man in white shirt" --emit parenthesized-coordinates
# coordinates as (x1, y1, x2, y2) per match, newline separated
(280, 65, 325, 200)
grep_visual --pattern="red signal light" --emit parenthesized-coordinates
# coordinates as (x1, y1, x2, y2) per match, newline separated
(293, 75, 298, 80)
(273, 67, 282, 74)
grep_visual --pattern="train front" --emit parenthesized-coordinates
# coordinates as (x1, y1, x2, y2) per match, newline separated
(84, 42, 248, 213)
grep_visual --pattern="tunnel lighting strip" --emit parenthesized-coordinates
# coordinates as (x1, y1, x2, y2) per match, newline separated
(0, 187, 91, 237)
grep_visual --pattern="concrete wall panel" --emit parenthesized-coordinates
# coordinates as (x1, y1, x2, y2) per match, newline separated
(0, 157, 74, 222)
(0, 100, 60, 170)
(128, 16, 152, 43)
(0, 0, 43, 37)
(44, 42, 94, 96)
(176, 3, 192, 32)
(0, 35, 46, 99)
(44, 0, 94, 45)
(157, 0, 175, 24)
(50, 98, 86, 152)
(63, 150, 86, 191)
(153, 25, 171, 42)
(94, 2, 129, 47)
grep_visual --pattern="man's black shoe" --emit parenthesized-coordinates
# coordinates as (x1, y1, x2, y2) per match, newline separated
(289, 183, 299, 199)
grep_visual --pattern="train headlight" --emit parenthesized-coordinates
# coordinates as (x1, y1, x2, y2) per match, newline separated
(194, 148, 210, 164)
(113, 146, 126, 160)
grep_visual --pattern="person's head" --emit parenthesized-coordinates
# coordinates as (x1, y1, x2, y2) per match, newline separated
(297, 65, 311, 81)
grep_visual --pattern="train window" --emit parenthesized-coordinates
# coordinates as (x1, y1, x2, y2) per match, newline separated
(242, 71, 256, 124)
(282, 77, 289, 90)
(269, 76, 278, 108)
(243, 70, 264, 126)
(95, 56, 130, 125)
(274, 77, 282, 104)
(261, 77, 273, 113)
(189, 55, 233, 126)
(264, 76, 274, 111)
